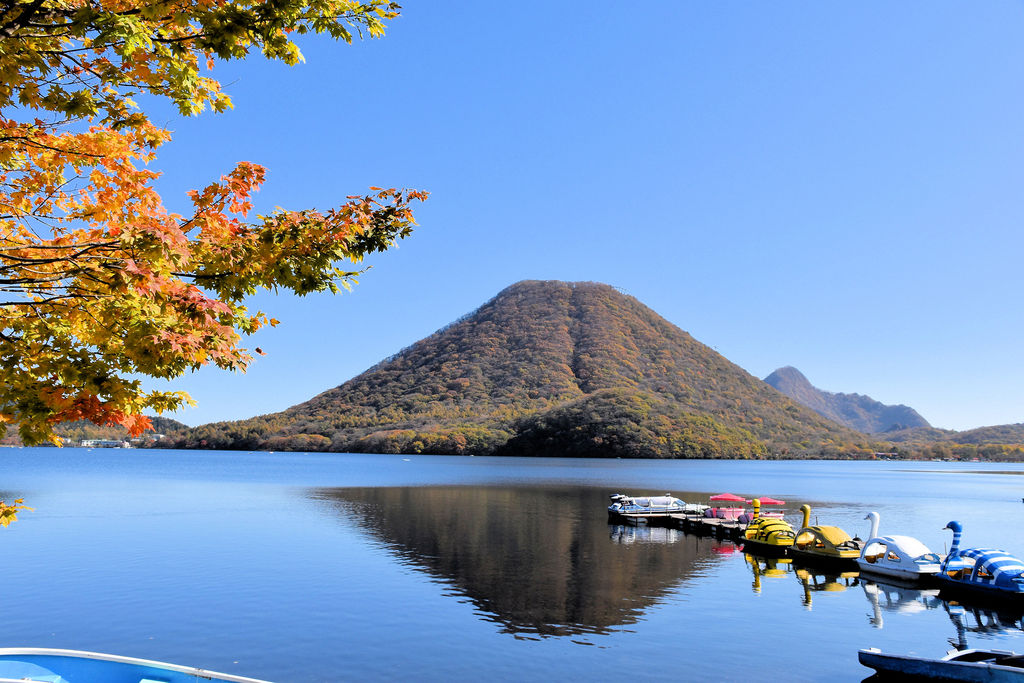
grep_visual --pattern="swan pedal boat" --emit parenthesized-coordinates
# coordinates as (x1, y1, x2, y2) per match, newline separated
(857, 511, 942, 581)
(789, 504, 862, 568)
(0, 648, 271, 683)
(939, 521, 1024, 603)
(741, 498, 795, 557)
(858, 647, 1024, 681)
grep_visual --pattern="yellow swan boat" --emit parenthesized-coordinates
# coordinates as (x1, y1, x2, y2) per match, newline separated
(742, 498, 796, 556)
(790, 504, 862, 567)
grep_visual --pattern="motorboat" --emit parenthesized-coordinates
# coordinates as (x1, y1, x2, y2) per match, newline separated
(607, 493, 702, 523)
(939, 521, 1024, 601)
(858, 646, 1024, 681)
(857, 511, 942, 581)
(790, 504, 862, 567)
(0, 648, 271, 683)
(741, 498, 796, 556)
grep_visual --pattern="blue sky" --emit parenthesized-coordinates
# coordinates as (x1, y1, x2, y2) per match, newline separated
(148, 2, 1024, 431)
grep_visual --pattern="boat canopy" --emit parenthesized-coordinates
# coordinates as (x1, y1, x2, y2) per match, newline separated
(631, 496, 683, 508)
(873, 535, 935, 559)
(957, 547, 1024, 582)
(749, 496, 785, 505)
(709, 493, 746, 502)
(799, 525, 854, 547)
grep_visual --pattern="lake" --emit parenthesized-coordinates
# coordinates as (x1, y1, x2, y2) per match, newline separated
(1, 449, 1022, 681)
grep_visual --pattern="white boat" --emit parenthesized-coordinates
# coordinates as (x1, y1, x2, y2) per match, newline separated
(857, 511, 942, 581)
(859, 647, 1024, 681)
(0, 648, 271, 683)
(607, 493, 703, 522)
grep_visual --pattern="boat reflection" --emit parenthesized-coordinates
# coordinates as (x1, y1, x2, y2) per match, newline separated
(795, 565, 859, 609)
(311, 485, 727, 638)
(943, 598, 1024, 651)
(860, 578, 942, 628)
(743, 552, 793, 594)
(608, 523, 684, 545)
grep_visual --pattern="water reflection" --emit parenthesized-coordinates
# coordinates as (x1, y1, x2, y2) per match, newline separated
(944, 600, 1024, 650)
(742, 550, 860, 607)
(743, 553, 793, 594)
(795, 566, 860, 609)
(857, 577, 1024, 655)
(310, 485, 726, 637)
(861, 579, 942, 628)
(608, 523, 684, 545)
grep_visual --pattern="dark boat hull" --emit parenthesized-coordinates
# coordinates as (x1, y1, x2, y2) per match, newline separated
(858, 648, 1024, 682)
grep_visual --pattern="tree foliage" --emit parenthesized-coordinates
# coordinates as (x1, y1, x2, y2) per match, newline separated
(0, 498, 31, 526)
(0, 0, 425, 445)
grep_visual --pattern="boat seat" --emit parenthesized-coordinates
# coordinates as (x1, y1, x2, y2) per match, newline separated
(1001, 655, 1024, 669)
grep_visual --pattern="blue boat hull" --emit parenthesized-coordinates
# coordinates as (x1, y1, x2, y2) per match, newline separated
(0, 648, 270, 683)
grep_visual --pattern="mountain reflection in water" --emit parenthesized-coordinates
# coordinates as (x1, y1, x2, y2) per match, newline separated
(310, 485, 728, 637)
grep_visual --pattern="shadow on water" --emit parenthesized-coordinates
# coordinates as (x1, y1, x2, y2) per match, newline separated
(857, 578, 1024, 682)
(309, 485, 730, 638)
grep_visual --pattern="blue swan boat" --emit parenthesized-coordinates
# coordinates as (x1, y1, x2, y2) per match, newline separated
(939, 521, 1024, 601)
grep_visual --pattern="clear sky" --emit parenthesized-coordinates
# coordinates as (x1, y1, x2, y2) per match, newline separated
(146, 1, 1024, 432)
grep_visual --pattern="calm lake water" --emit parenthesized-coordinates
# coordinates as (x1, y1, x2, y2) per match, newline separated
(1, 449, 1022, 681)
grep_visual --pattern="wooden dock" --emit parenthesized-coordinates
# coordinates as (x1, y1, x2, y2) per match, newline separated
(609, 511, 747, 542)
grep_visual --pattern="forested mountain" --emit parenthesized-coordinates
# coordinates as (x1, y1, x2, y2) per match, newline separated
(0, 416, 188, 447)
(764, 366, 930, 434)
(883, 423, 1024, 459)
(166, 280, 880, 458)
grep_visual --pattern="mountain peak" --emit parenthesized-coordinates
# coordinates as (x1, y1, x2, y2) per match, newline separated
(764, 366, 930, 434)
(170, 282, 868, 457)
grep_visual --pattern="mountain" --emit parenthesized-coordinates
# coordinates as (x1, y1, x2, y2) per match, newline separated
(0, 416, 189, 447)
(168, 280, 877, 458)
(763, 366, 930, 434)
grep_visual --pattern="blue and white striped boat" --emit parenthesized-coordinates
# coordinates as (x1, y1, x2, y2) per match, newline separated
(939, 520, 1024, 601)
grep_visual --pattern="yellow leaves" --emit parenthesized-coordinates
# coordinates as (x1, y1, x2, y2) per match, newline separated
(0, 500, 33, 528)
(0, 0, 422, 447)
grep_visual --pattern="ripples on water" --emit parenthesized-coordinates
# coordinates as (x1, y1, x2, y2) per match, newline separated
(1, 449, 1022, 681)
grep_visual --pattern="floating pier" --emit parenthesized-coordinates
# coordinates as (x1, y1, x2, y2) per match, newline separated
(611, 512, 748, 541)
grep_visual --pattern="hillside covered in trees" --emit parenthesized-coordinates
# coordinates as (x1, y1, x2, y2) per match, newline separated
(164, 280, 885, 458)
(764, 366, 930, 433)
(0, 417, 188, 447)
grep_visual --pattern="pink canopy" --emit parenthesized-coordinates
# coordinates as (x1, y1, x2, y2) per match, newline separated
(709, 493, 746, 502)
(748, 496, 786, 505)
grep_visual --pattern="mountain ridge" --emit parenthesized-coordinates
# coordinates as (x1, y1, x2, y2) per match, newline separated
(167, 280, 876, 457)
(764, 366, 930, 434)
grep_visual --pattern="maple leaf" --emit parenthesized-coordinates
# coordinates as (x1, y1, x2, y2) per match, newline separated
(0, 0, 426, 448)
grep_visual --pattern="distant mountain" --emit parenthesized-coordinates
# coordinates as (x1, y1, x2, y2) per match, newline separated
(763, 366, 930, 434)
(885, 423, 1024, 445)
(168, 280, 875, 458)
(0, 416, 188, 447)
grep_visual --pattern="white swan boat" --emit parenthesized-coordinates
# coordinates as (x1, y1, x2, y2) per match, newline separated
(857, 511, 942, 581)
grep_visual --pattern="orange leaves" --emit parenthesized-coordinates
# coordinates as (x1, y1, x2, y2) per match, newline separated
(1, 0, 422, 447)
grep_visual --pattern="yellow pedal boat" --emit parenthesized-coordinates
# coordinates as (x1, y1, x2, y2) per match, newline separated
(742, 498, 796, 557)
(790, 504, 862, 567)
